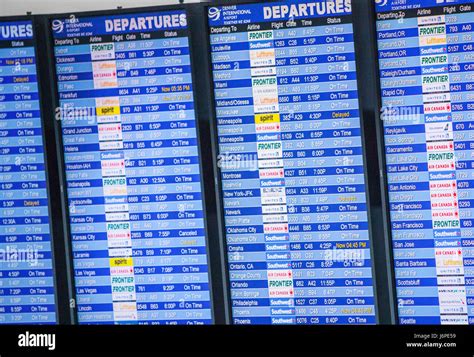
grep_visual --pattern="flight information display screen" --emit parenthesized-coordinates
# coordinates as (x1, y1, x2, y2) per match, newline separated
(376, 0, 474, 324)
(208, 0, 376, 324)
(0, 20, 57, 324)
(51, 10, 212, 324)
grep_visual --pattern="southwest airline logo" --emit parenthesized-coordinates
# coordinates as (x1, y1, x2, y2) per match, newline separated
(208, 7, 221, 21)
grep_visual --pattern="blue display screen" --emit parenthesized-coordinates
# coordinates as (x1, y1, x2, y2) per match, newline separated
(208, 0, 376, 325)
(0, 20, 57, 324)
(376, 0, 474, 324)
(51, 10, 213, 324)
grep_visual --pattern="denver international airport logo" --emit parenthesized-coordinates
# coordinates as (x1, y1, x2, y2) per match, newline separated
(208, 7, 221, 21)
(51, 19, 64, 33)
(375, 0, 388, 6)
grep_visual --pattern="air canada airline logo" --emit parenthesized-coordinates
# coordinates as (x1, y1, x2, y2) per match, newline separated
(52, 19, 64, 33)
(375, 0, 388, 6)
(208, 7, 221, 21)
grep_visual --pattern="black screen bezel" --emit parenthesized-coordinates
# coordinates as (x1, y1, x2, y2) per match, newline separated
(43, 4, 222, 325)
(202, 0, 393, 325)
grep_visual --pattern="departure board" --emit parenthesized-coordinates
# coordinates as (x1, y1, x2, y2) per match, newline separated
(208, 0, 376, 325)
(0, 20, 57, 324)
(51, 10, 212, 324)
(376, 0, 474, 324)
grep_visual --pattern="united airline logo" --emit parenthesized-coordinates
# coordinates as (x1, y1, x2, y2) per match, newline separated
(208, 7, 221, 21)
(52, 19, 64, 33)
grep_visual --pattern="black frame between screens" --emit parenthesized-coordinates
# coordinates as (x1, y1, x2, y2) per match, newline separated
(353, 0, 398, 324)
(201, 0, 398, 325)
(368, 0, 408, 324)
(36, 4, 228, 325)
